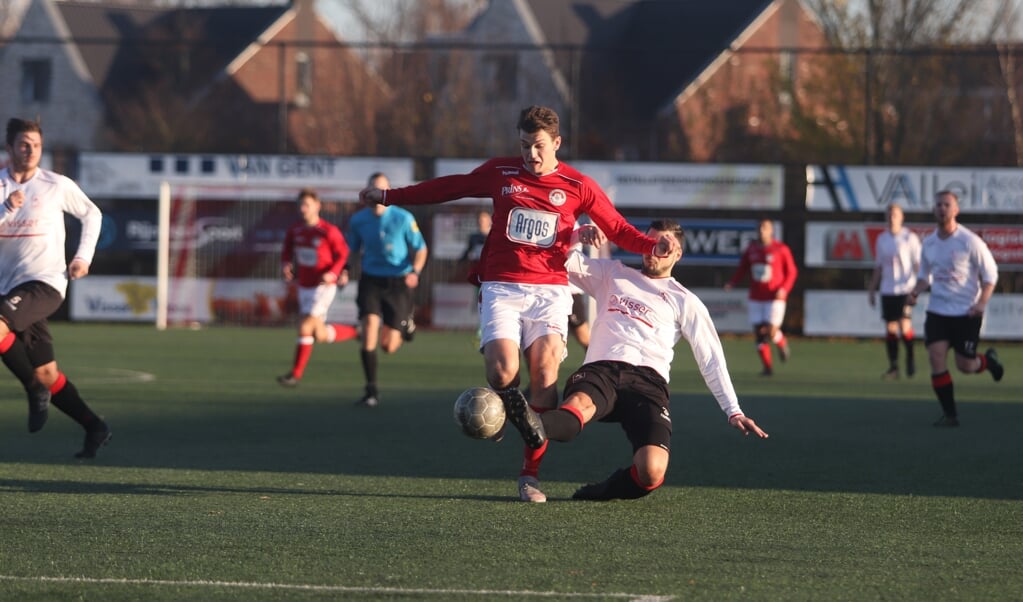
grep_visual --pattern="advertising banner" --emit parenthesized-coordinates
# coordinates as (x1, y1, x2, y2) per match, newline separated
(611, 218, 782, 266)
(436, 160, 784, 209)
(805, 222, 1023, 270)
(804, 291, 1023, 339)
(807, 165, 1023, 213)
(78, 152, 415, 199)
(70, 276, 357, 325)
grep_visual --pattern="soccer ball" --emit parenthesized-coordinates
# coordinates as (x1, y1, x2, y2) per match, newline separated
(453, 387, 506, 439)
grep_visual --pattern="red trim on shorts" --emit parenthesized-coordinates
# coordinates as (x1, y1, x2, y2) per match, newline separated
(0, 332, 14, 353)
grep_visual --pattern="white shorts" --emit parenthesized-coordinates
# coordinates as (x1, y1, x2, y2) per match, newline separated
(479, 281, 571, 351)
(298, 284, 337, 319)
(747, 300, 786, 327)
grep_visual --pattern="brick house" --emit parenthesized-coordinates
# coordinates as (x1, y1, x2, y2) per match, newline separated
(0, 0, 388, 154)
(440, 0, 830, 161)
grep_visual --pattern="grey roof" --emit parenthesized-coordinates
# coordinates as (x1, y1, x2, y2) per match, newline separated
(524, 0, 776, 117)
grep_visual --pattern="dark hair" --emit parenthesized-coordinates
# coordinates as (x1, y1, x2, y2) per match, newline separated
(650, 219, 684, 248)
(296, 188, 319, 203)
(517, 106, 560, 139)
(935, 189, 959, 203)
(367, 172, 387, 186)
(6, 118, 42, 146)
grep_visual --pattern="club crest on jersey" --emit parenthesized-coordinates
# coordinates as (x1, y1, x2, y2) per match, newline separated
(311, 236, 321, 247)
(549, 189, 567, 206)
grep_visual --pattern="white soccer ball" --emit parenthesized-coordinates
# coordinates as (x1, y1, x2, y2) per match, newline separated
(453, 387, 506, 440)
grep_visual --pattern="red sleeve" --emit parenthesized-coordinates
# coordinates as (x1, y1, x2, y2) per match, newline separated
(384, 172, 492, 206)
(728, 247, 750, 287)
(281, 226, 294, 265)
(579, 178, 656, 255)
(327, 227, 349, 277)
(780, 244, 798, 292)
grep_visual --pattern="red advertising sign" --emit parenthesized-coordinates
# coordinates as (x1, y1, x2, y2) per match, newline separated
(807, 223, 1023, 269)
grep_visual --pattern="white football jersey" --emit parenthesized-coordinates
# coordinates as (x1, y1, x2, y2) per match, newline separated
(918, 225, 998, 316)
(0, 167, 102, 297)
(565, 248, 742, 418)
(874, 228, 921, 295)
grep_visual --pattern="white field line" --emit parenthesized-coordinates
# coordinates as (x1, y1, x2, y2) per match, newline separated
(77, 368, 156, 385)
(0, 574, 674, 601)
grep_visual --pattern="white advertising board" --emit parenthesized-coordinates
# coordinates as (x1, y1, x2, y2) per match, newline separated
(804, 291, 1023, 339)
(70, 276, 357, 325)
(77, 153, 415, 199)
(807, 165, 1023, 214)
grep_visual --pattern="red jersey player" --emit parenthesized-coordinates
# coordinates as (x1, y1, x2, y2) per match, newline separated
(277, 188, 357, 387)
(360, 105, 679, 503)
(725, 218, 798, 376)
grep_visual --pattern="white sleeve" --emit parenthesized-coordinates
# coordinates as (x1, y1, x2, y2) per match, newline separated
(61, 176, 103, 265)
(679, 296, 743, 418)
(565, 247, 603, 296)
(976, 240, 998, 286)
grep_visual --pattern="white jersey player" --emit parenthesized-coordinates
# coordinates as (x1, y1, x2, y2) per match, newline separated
(908, 190, 1003, 427)
(509, 219, 768, 502)
(0, 117, 110, 458)
(868, 203, 922, 379)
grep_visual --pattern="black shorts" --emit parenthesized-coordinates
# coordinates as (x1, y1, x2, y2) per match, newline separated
(562, 360, 672, 453)
(568, 293, 588, 328)
(880, 295, 913, 322)
(0, 281, 60, 367)
(924, 312, 983, 358)
(357, 274, 414, 331)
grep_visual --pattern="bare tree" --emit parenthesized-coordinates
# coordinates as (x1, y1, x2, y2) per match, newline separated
(804, 0, 1019, 165)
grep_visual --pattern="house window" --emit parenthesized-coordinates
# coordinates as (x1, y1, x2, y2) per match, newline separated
(485, 54, 518, 100)
(295, 51, 312, 108)
(20, 58, 52, 103)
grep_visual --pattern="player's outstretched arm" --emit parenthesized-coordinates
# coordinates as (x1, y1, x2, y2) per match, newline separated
(728, 413, 769, 438)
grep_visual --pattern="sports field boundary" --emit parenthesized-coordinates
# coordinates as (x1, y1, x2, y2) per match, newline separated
(0, 574, 675, 601)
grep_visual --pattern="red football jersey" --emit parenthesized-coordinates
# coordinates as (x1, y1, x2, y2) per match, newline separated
(728, 240, 798, 301)
(281, 219, 349, 288)
(384, 157, 657, 285)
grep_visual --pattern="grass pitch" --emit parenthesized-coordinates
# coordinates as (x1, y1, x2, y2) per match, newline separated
(0, 324, 1020, 601)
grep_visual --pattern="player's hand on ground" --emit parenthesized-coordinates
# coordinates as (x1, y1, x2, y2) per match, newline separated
(359, 187, 383, 207)
(729, 414, 769, 438)
(68, 258, 90, 280)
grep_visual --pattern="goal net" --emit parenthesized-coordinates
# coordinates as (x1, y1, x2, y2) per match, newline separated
(156, 182, 360, 329)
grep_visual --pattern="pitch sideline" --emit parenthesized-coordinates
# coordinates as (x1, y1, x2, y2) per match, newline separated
(0, 574, 675, 601)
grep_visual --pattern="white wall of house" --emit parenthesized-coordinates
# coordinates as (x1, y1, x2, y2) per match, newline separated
(0, 0, 104, 151)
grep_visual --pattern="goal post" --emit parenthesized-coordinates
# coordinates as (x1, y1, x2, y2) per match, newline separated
(156, 181, 170, 330)
(154, 182, 360, 329)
